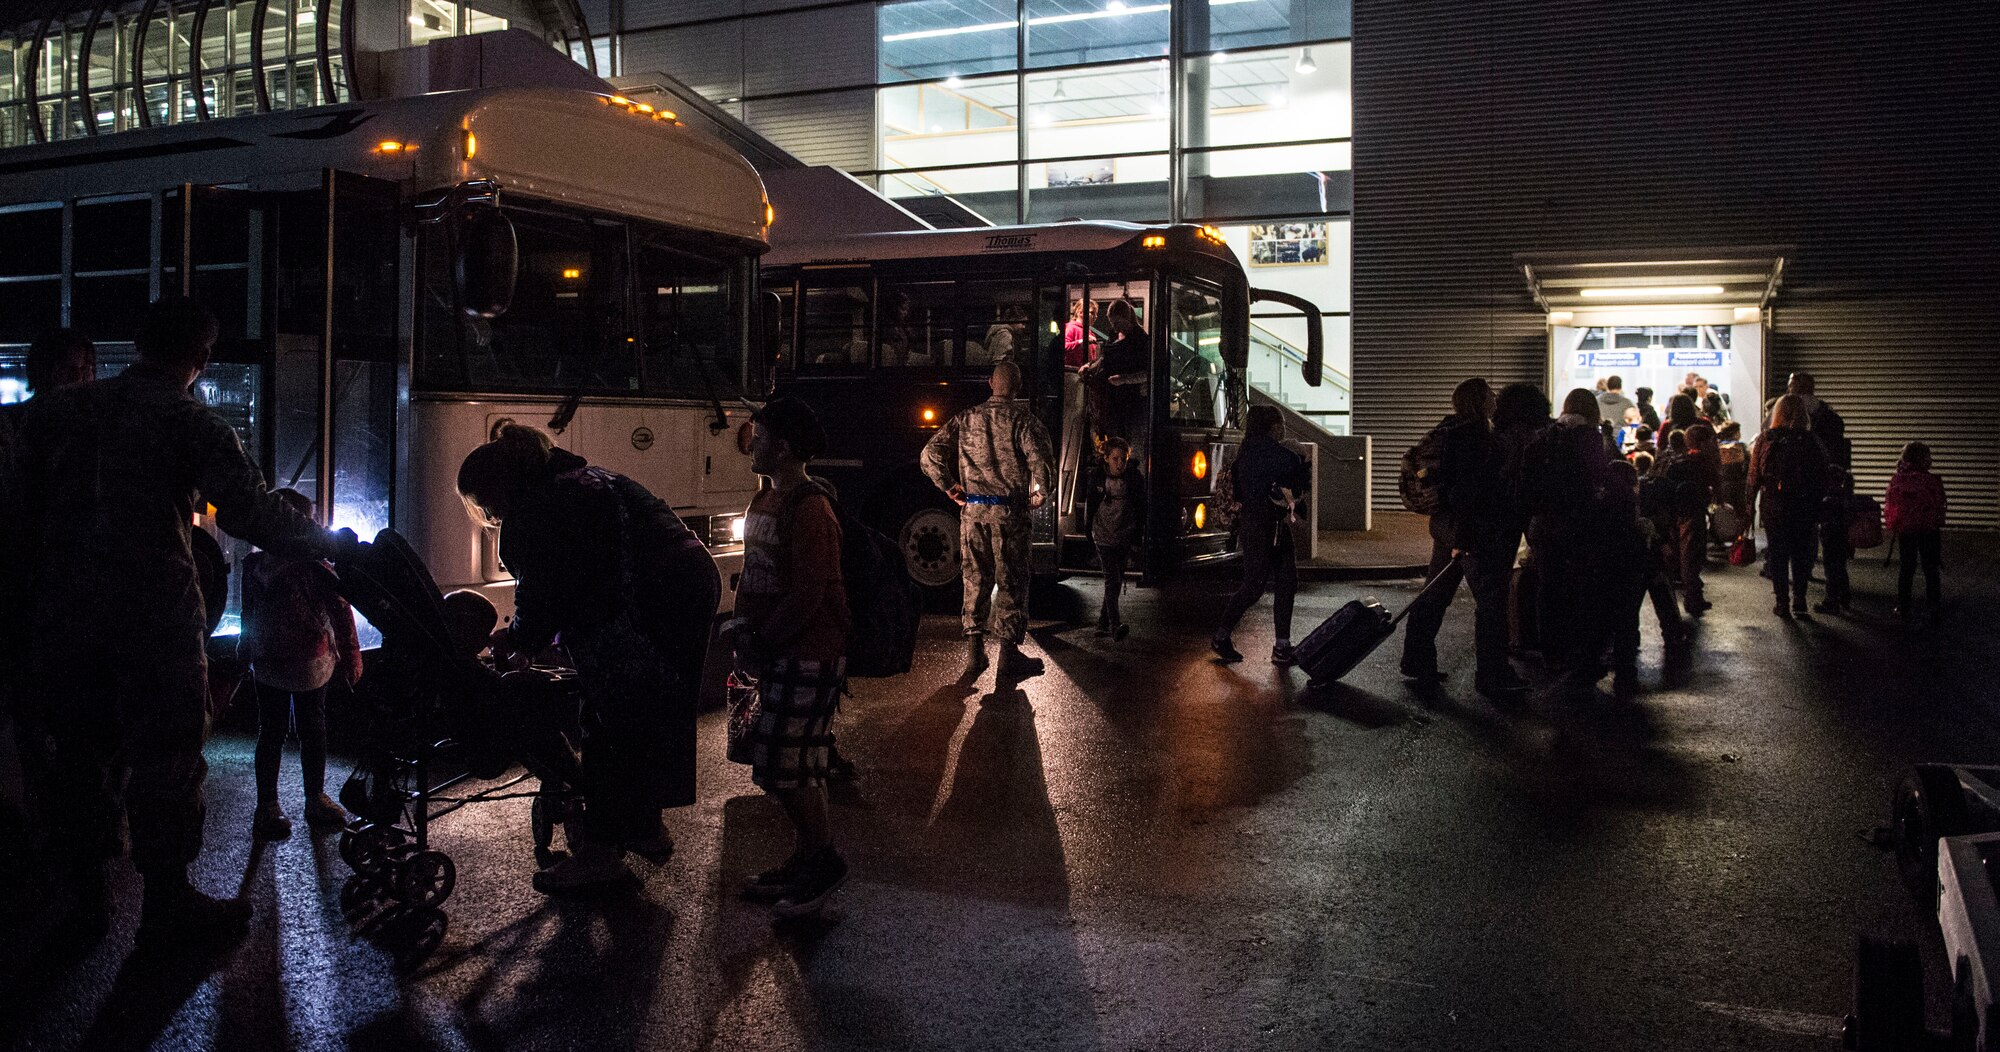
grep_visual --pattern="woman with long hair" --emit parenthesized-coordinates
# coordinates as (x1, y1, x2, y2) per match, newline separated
(1747, 394, 1830, 619)
(458, 424, 721, 891)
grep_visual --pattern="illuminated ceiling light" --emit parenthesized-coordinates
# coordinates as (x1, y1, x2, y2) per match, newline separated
(1270, 91, 1287, 108)
(881, 0, 1196, 42)
(1106, 0, 1128, 11)
(1296, 46, 1317, 74)
(945, 75, 963, 87)
(1213, 51, 1228, 62)
(1578, 285, 1725, 298)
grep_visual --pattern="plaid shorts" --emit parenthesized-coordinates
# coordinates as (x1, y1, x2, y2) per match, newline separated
(739, 657, 847, 790)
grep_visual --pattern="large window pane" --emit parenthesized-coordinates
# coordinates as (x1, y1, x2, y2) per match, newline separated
(879, 75, 1017, 171)
(1181, 142, 1351, 219)
(1186, 0, 1349, 54)
(881, 164, 1021, 227)
(1182, 42, 1348, 148)
(960, 280, 1033, 368)
(1166, 280, 1229, 428)
(1026, 0, 1168, 69)
(636, 230, 743, 398)
(1027, 61, 1167, 158)
(1027, 154, 1169, 223)
(879, 0, 1017, 82)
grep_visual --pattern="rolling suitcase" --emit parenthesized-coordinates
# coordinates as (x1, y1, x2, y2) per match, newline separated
(1295, 556, 1462, 685)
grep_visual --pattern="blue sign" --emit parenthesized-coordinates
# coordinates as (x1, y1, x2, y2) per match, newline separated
(1577, 351, 1642, 368)
(1668, 350, 1725, 368)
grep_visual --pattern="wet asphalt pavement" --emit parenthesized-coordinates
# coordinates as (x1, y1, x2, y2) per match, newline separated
(7, 538, 1999, 1052)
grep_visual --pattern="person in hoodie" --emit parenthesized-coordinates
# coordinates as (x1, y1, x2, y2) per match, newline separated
(1399, 378, 1527, 703)
(1595, 375, 1636, 429)
(1522, 388, 1622, 689)
(1211, 404, 1311, 666)
(458, 424, 721, 893)
(1884, 440, 1948, 621)
(1650, 394, 1720, 617)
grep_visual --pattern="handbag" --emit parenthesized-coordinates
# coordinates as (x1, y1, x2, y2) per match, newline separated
(1729, 534, 1758, 567)
(724, 670, 761, 765)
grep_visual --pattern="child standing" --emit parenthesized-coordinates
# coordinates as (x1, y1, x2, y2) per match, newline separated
(1089, 436, 1145, 640)
(1817, 470, 1855, 615)
(241, 489, 361, 839)
(1884, 441, 1947, 620)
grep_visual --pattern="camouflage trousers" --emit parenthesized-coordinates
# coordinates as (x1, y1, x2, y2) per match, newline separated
(961, 515, 1033, 644)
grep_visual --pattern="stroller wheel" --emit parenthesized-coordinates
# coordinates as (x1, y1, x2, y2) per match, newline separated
(396, 850, 457, 909)
(531, 795, 559, 852)
(347, 824, 410, 879)
(340, 872, 391, 914)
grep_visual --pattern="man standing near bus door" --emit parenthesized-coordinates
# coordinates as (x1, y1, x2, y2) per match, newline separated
(11, 297, 353, 952)
(922, 361, 1056, 681)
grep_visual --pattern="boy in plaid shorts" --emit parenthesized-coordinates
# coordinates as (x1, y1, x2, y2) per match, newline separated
(722, 397, 852, 918)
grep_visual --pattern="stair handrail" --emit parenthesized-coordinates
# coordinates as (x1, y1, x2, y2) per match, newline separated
(1248, 320, 1351, 392)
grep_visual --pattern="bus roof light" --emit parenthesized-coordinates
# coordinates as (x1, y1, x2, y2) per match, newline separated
(1142, 235, 1166, 248)
(463, 131, 477, 158)
(375, 140, 413, 153)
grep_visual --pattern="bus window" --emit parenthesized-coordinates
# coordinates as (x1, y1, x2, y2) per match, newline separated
(636, 229, 742, 398)
(961, 280, 1032, 370)
(878, 280, 957, 369)
(799, 282, 870, 369)
(1167, 280, 1228, 428)
(422, 207, 637, 393)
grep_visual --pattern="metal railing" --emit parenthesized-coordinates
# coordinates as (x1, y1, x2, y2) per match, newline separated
(1245, 320, 1350, 435)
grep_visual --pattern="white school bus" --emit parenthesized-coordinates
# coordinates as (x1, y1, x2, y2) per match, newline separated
(0, 87, 770, 635)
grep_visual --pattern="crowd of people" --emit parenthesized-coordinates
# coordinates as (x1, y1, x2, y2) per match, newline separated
(0, 292, 1962, 967)
(1378, 370, 1950, 704)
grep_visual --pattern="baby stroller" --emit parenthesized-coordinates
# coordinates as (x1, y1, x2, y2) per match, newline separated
(331, 529, 583, 964)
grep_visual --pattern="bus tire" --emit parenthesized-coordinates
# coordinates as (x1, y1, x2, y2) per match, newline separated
(892, 495, 962, 603)
(1894, 765, 1969, 904)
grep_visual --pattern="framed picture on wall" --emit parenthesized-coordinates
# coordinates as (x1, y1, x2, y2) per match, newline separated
(1248, 223, 1329, 267)
(1045, 161, 1115, 187)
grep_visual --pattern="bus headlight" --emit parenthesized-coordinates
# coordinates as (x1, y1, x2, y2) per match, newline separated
(1191, 450, 1208, 480)
(1194, 502, 1207, 530)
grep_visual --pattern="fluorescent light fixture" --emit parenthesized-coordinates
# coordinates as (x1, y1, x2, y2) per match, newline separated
(1213, 51, 1229, 62)
(1107, 0, 1128, 11)
(1734, 306, 1761, 323)
(299, 9, 315, 22)
(1579, 285, 1724, 298)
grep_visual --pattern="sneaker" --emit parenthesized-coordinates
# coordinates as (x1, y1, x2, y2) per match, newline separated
(1792, 602, 1813, 621)
(998, 644, 1045, 679)
(137, 874, 250, 946)
(1685, 598, 1712, 617)
(1399, 664, 1445, 685)
(742, 851, 810, 903)
(253, 802, 293, 840)
(303, 792, 350, 828)
(532, 840, 634, 894)
(1210, 635, 1243, 663)
(1475, 678, 1530, 705)
(1271, 643, 1297, 667)
(1112, 622, 1129, 642)
(960, 636, 989, 681)
(1773, 603, 1793, 620)
(772, 847, 849, 920)
(1094, 615, 1111, 637)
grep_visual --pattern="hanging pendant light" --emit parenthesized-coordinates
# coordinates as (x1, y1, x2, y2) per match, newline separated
(1296, 47, 1317, 74)
(1053, 79, 1067, 99)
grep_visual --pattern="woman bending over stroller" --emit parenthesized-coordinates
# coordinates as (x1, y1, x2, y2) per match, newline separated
(457, 425, 721, 892)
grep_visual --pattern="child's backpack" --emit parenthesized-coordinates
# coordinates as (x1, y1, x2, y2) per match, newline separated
(781, 481, 921, 678)
(245, 555, 338, 693)
(1398, 425, 1449, 516)
(1846, 494, 1884, 549)
(1214, 459, 1244, 532)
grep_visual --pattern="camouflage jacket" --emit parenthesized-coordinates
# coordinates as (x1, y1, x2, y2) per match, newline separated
(920, 397, 1055, 523)
(12, 363, 334, 656)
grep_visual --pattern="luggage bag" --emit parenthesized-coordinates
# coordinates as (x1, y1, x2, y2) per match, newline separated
(1295, 556, 1463, 686)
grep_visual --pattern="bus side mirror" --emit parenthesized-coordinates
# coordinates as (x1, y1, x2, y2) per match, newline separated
(455, 209, 518, 319)
(1250, 287, 1324, 389)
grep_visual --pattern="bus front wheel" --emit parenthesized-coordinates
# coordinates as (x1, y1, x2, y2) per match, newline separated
(896, 503, 962, 599)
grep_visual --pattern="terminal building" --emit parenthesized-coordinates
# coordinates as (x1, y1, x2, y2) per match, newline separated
(2, 0, 1991, 522)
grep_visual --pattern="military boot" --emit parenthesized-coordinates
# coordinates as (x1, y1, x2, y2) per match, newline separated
(961, 634, 990, 681)
(998, 641, 1045, 679)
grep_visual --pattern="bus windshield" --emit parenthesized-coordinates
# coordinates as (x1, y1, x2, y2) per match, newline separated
(1166, 279, 1231, 429)
(416, 201, 752, 399)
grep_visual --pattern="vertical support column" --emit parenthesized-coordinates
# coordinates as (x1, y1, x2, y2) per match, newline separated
(318, 173, 336, 524)
(1014, 0, 1028, 225)
(60, 201, 74, 328)
(1178, 0, 1213, 225)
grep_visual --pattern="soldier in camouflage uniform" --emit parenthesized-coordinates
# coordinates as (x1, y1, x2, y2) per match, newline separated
(921, 361, 1055, 680)
(11, 297, 347, 947)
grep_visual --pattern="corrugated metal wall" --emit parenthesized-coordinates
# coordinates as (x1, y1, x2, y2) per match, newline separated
(1352, 0, 2000, 524)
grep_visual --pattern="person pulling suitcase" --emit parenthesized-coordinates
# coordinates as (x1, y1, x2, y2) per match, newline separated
(1211, 405, 1310, 665)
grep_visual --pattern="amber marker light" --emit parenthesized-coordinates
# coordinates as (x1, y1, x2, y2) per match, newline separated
(375, 140, 413, 153)
(562, 267, 582, 280)
(765, 202, 776, 227)
(1191, 449, 1208, 479)
(464, 131, 477, 158)
(920, 407, 938, 424)
(1142, 235, 1166, 248)
(1194, 502, 1208, 530)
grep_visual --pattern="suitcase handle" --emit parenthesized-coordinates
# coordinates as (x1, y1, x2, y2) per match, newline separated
(1387, 554, 1462, 629)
